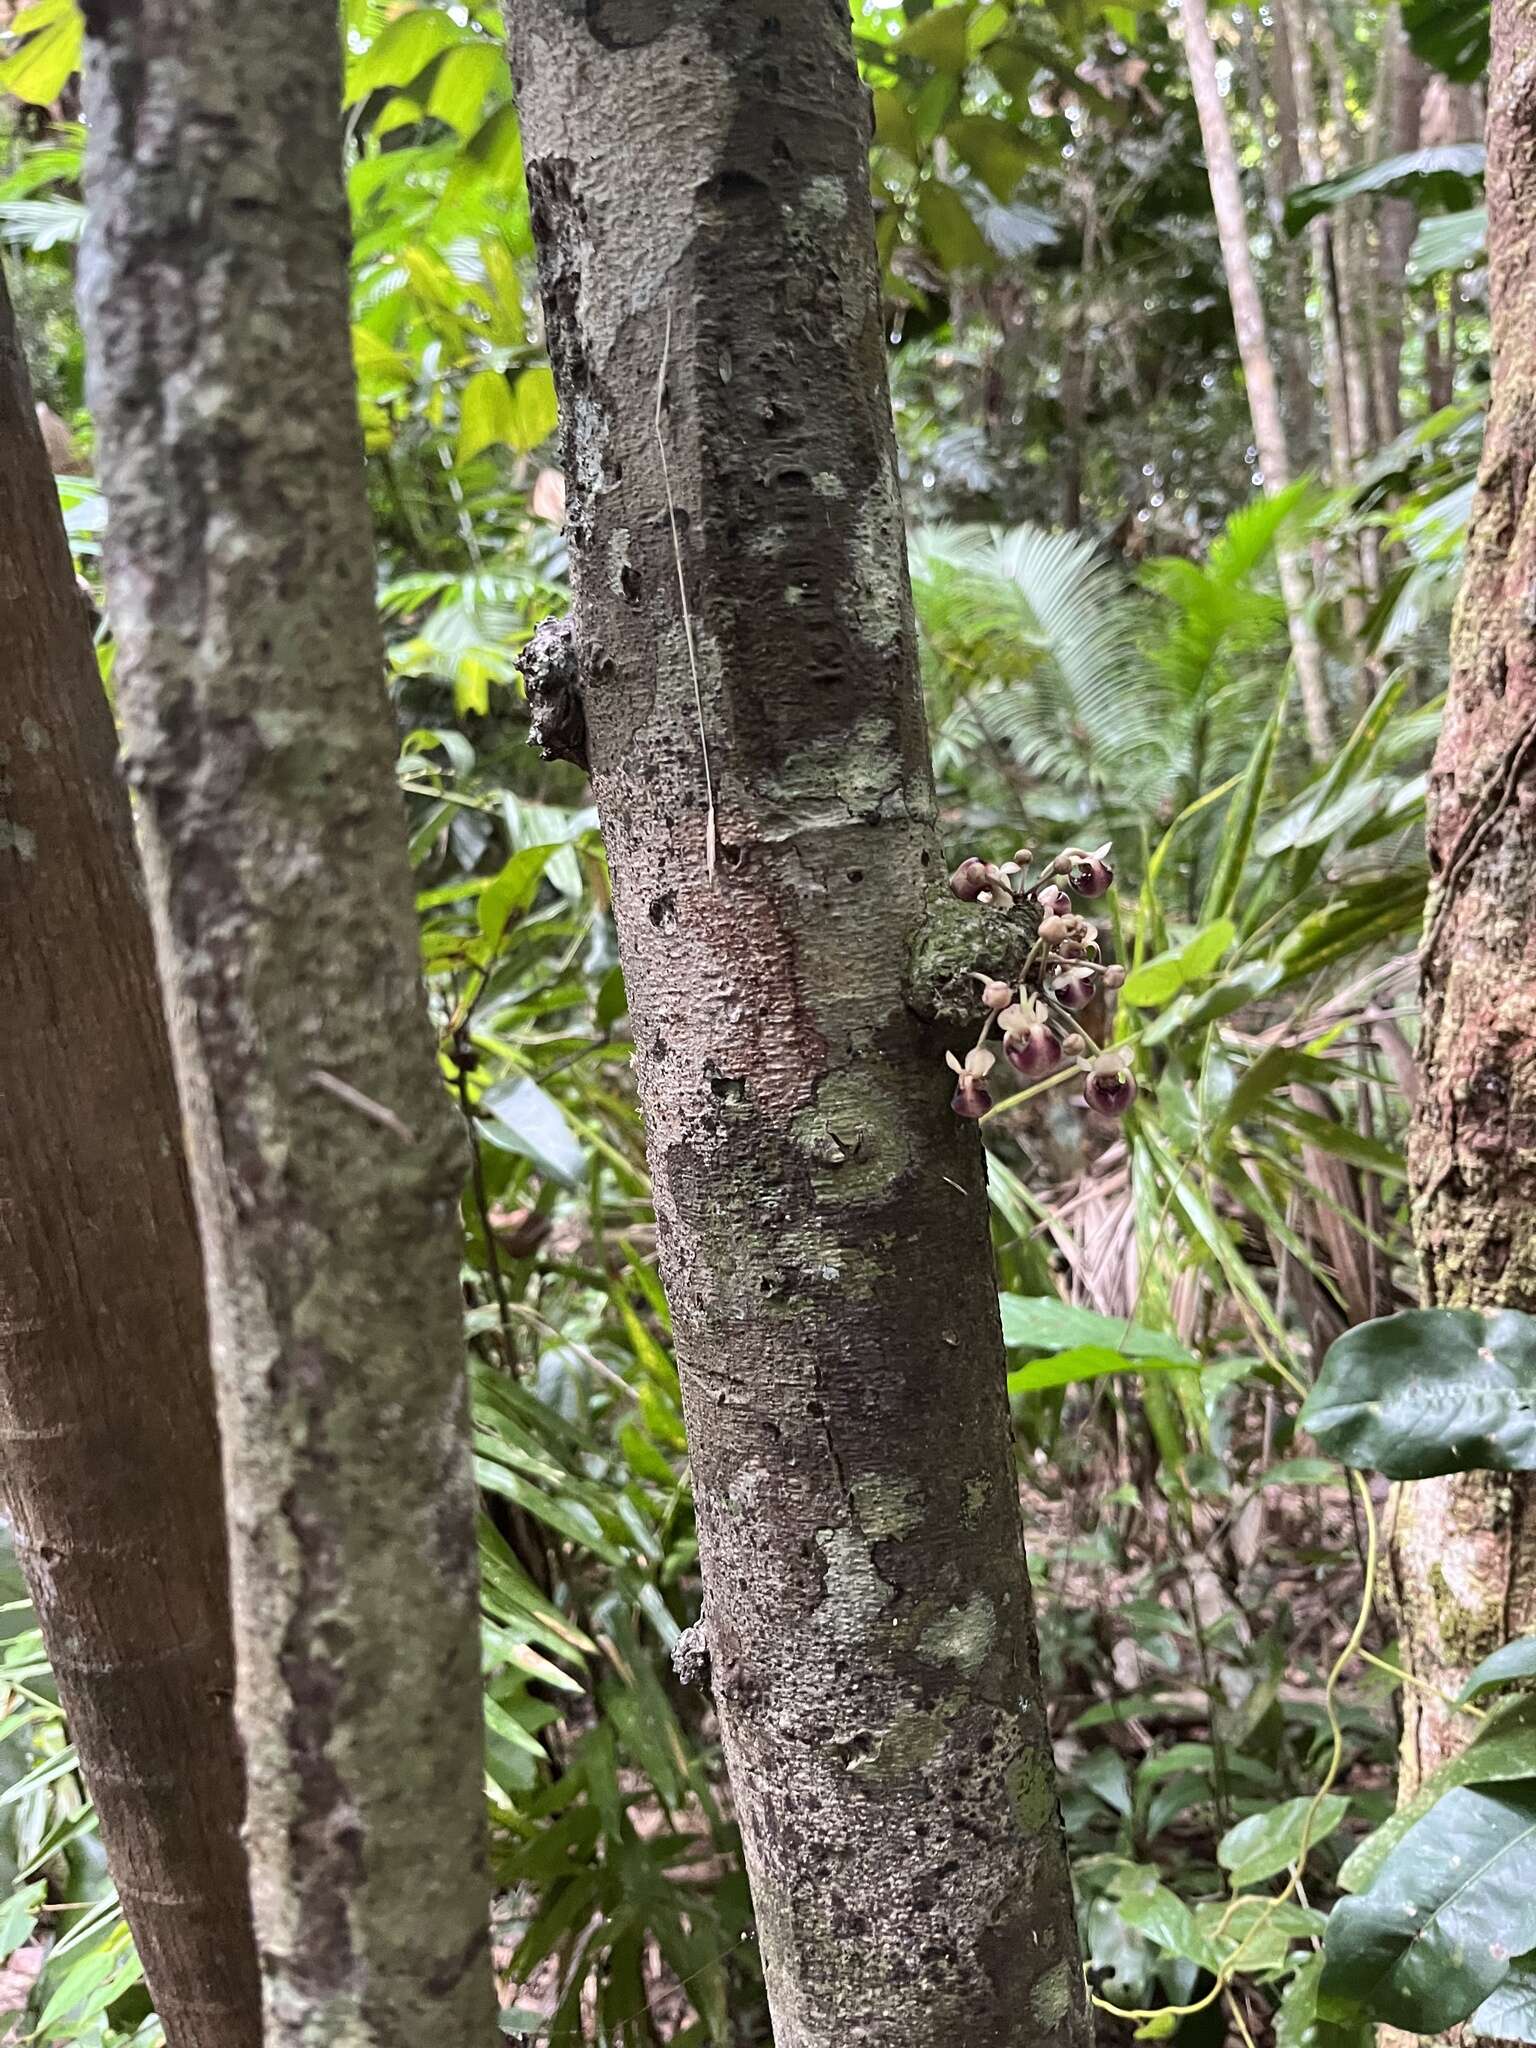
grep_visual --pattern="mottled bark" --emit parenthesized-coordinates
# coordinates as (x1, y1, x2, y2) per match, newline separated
(1402, 13, 1536, 2046)
(0, 259, 259, 2048)
(77, 8, 494, 2046)
(504, 8, 1087, 2046)
(1180, 0, 1333, 759)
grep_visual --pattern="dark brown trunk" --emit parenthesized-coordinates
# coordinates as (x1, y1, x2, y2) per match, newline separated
(505, 8, 1088, 2044)
(77, 5, 495, 2042)
(0, 259, 260, 2048)
(1401, 15, 1535, 2047)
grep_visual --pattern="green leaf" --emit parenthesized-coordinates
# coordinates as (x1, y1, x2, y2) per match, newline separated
(0, 0, 81, 106)
(458, 367, 555, 465)
(915, 181, 992, 272)
(507, 366, 558, 451)
(1403, 0, 1488, 81)
(480, 1076, 586, 1190)
(477, 844, 557, 941)
(998, 1295, 1194, 1364)
(1277, 1953, 1372, 2048)
(1218, 1795, 1350, 1887)
(1320, 1784, 1536, 2034)
(1179, 918, 1236, 980)
(1120, 955, 1185, 1007)
(872, 86, 919, 159)
(1008, 1345, 1190, 1395)
(1112, 1865, 1218, 1970)
(898, 1, 976, 68)
(427, 41, 506, 135)
(1198, 1896, 1324, 1974)
(1301, 1308, 1536, 1479)
(1340, 1697, 1536, 1893)
(1468, 1950, 1536, 2042)
(1285, 143, 1485, 234)
(347, 5, 461, 98)
(0, 1880, 44, 1961)
(1409, 205, 1486, 279)
(945, 114, 1037, 200)
(1201, 683, 1286, 924)
(1459, 1636, 1536, 1706)
(1120, 921, 1234, 1008)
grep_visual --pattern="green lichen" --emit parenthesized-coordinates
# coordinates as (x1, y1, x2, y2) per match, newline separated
(905, 893, 1038, 1034)
(851, 1475, 924, 1542)
(846, 1707, 946, 1781)
(1428, 1561, 1503, 1665)
(918, 1592, 995, 1678)
(962, 1477, 992, 1527)
(0, 819, 37, 861)
(1008, 1746, 1055, 1833)
(1030, 1959, 1073, 2030)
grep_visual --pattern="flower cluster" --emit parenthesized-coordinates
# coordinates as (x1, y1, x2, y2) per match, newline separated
(943, 841, 1137, 1123)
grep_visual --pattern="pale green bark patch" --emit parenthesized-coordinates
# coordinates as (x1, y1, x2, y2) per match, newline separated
(918, 1592, 996, 1677)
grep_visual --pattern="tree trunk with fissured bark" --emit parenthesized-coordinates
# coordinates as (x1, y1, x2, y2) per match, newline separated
(1401, 8, 1536, 2040)
(504, 7, 1087, 2045)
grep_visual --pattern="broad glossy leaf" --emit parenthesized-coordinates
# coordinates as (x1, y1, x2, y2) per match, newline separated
(1340, 1697, 1536, 1892)
(1459, 1636, 1536, 1706)
(481, 1075, 586, 1190)
(1285, 143, 1485, 234)
(1301, 1308, 1536, 1478)
(1469, 1951, 1536, 2042)
(1320, 1784, 1536, 2034)
(1218, 1794, 1350, 1887)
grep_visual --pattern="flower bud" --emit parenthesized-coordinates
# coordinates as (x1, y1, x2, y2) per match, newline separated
(951, 1076, 992, 1119)
(1101, 964, 1126, 990)
(1004, 1023, 1061, 1079)
(1067, 843, 1114, 899)
(1013, 847, 1034, 868)
(1083, 1065, 1137, 1117)
(1081, 1050, 1136, 1118)
(1049, 968, 1096, 1012)
(1060, 1033, 1086, 1056)
(949, 857, 989, 901)
(1039, 914, 1070, 945)
(979, 978, 1013, 1010)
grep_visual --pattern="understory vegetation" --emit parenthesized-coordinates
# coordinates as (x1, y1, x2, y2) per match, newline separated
(0, 0, 1526, 2041)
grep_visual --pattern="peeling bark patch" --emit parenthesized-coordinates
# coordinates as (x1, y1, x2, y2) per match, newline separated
(918, 1593, 996, 1678)
(0, 819, 36, 860)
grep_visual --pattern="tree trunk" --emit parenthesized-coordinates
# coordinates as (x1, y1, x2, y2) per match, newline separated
(504, 9, 1088, 2046)
(1238, 2, 1316, 465)
(0, 258, 260, 2048)
(1402, 12, 1536, 2045)
(76, 8, 495, 2046)
(1180, 0, 1333, 759)
(1373, 8, 1426, 444)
